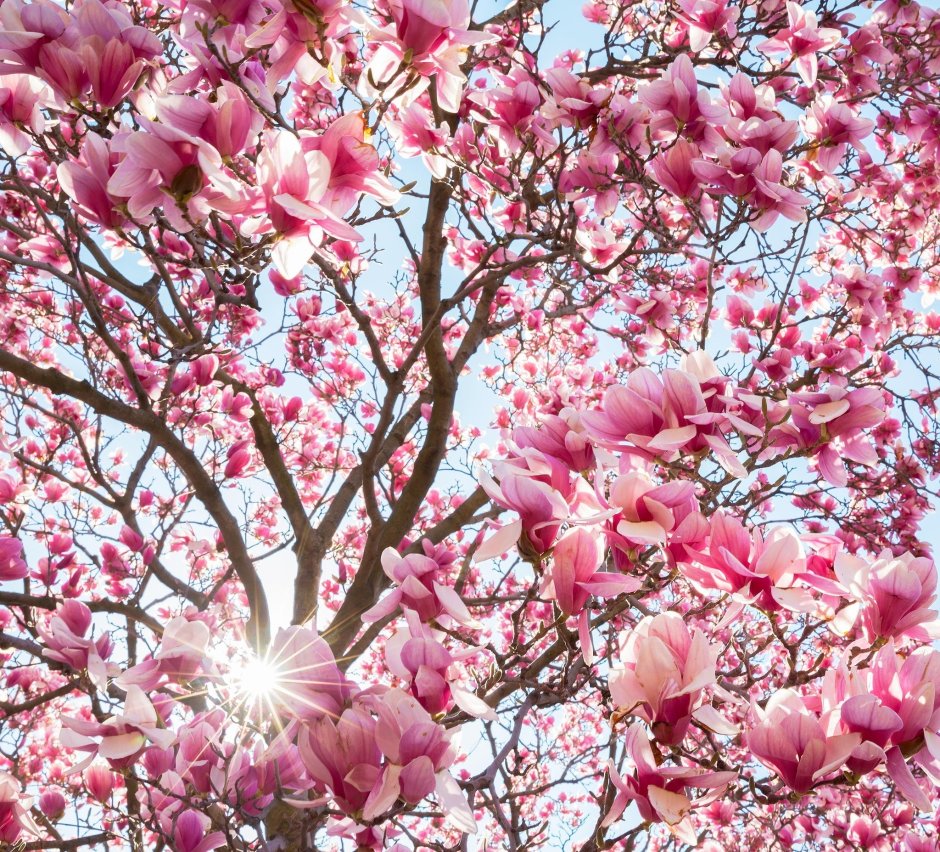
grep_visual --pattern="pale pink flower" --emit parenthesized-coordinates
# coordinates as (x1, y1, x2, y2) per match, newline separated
(300, 112, 400, 216)
(262, 626, 356, 722)
(365, 689, 474, 832)
(745, 689, 859, 793)
(610, 612, 726, 745)
(683, 512, 811, 612)
(363, 541, 478, 628)
(363, 0, 493, 113)
(801, 95, 874, 173)
(603, 722, 735, 843)
(774, 386, 886, 486)
(675, 0, 739, 53)
(757, 2, 842, 86)
(0, 73, 48, 156)
(832, 550, 939, 643)
(249, 129, 362, 278)
(62, 685, 175, 771)
(39, 599, 117, 689)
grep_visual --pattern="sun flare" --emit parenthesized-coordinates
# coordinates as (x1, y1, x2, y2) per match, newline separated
(233, 654, 283, 700)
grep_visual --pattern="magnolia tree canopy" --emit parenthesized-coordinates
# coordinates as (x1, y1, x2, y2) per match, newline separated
(0, 0, 939, 848)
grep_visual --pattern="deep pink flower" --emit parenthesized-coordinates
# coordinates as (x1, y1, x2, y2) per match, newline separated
(0, 772, 40, 843)
(0, 535, 28, 581)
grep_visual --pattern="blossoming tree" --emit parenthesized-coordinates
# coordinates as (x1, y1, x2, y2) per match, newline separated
(0, 0, 939, 848)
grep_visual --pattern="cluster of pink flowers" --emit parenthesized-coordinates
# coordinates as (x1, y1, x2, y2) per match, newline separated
(481, 357, 939, 824)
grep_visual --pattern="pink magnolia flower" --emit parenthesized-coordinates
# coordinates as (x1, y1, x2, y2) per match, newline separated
(0, 73, 48, 156)
(0, 772, 40, 843)
(261, 626, 355, 721)
(478, 458, 574, 559)
(832, 550, 939, 643)
(364, 0, 494, 113)
(39, 599, 117, 688)
(639, 55, 727, 153)
(172, 810, 226, 852)
(675, 0, 739, 53)
(801, 96, 874, 174)
(774, 387, 886, 486)
(106, 122, 241, 231)
(548, 527, 640, 617)
(745, 689, 859, 793)
(513, 410, 595, 473)
(823, 643, 940, 809)
(297, 701, 383, 816)
(62, 685, 175, 771)
(151, 83, 263, 160)
(757, 2, 842, 86)
(546, 526, 640, 662)
(0, 535, 28, 581)
(606, 468, 708, 567)
(384, 610, 494, 720)
(249, 129, 362, 278)
(581, 363, 741, 470)
(363, 542, 478, 628)
(610, 612, 727, 745)
(683, 512, 811, 612)
(57, 132, 128, 229)
(300, 112, 400, 216)
(38, 789, 66, 820)
(649, 139, 703, 199)
(387, 103, 450, 179)
(83, 764, 115, 802)
(119, 616, 216, 690)
(365, 689, 475, 832)
(71, 0, 162, 108)
(603, 722, 735, 844)
(747, 149, 809, 230)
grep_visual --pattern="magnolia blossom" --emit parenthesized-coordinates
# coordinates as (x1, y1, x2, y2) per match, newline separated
(384, 610, 495, 719)
(249, 129, 362, 278)
(0, 535, 28, 581)
(831, 550, 939, 642)
(366, 689, 474, 832)
(39, 599, 117, 689)
(0, 772, 40, 843)
(61, 685, 175, 771)
(261, 626, 355, 721)
(603, 723, 735, 844)
(119, 616, 216, 690)
(606, 468, 708, 564)
(757, 1, 841, 86)
(610, 612, 730, 745)
(675, 0, 739, 53)
(775, 387, 886, 487)
(363, 542, 479, 628)
(746, 689, 859, 794)
(363, 0, 493, 113)
(683, 512, 811, 612)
